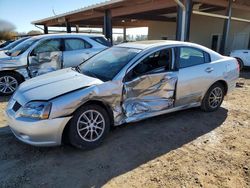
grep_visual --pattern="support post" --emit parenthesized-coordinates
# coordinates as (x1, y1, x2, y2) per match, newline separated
(123, 27, 127, 42)
(184, 0, 193, 41)
(66, 22, 71, 33)
(44, 25, 48, 34)
(175, 0, 192, 41)
(76, 25, 79, 33)
(176, 3, 183, 41)
(104, 9, 113, 45)
(219, 0, 232, 55)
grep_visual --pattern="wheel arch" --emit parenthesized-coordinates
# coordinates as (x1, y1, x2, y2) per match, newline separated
(205, 80, 228, 97)
(61, 100, 114, 144)
(0, 70, 25, 83)
(234, 57, 244, 66)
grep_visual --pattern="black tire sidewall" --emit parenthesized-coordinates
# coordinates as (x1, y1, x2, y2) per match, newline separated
(0, 72, 23, 96)
(69, 104, 110, 150)
(201, 83, 225, 112)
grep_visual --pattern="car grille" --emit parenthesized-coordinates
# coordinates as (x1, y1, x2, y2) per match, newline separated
(12, 101, 22, 112)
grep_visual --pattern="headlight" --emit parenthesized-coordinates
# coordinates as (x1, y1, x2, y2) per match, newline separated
(17, 101, 52, 120)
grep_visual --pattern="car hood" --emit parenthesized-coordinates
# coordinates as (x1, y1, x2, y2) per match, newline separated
(13, 68, 103, 104)
(0, 51, 11, 59)
(0, 52, 21, 65)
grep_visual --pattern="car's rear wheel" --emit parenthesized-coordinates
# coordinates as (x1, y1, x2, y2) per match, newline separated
(201, 83, 225, 112)
(0, 72, 23, 96)
(69, 104, 110, 150)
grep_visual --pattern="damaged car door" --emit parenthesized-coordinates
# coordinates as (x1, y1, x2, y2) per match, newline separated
(28, 39, 63, 77)
(122, 48, 178, 119)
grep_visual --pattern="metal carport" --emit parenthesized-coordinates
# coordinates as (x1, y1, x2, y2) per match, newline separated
(32, 0, 250, 54)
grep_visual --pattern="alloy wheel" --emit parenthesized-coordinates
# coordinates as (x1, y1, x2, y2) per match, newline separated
(0, 76, 18, 94)
(77, 110, 105, 142)
(208, 87, 223, 109)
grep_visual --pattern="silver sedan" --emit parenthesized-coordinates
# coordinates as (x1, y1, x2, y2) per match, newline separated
(5, 40, 239, 149)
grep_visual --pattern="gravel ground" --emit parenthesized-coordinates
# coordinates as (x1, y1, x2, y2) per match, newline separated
(0, 71, 249, 188)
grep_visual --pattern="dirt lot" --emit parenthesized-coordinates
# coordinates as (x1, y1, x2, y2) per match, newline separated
(0, 71, 249, 188)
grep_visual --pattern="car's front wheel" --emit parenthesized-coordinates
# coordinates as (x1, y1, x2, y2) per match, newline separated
(201, 83, 225, 112)
(0, 72, 23, 96)
(69, 104, 110, 150)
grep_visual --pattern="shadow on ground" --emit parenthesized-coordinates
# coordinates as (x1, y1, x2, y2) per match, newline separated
(0, 107, 228, 187)
(0, 96, 10, 102)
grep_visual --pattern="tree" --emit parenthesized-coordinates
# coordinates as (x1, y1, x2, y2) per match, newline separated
(27, 30, 42, 36)
(0, 20, 16, 40)
(0, 31, 17, 41)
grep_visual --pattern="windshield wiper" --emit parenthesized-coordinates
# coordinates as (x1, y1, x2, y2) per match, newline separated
(5, 51, 11, 56)
(73, 66, 99, 79)
(73, 65, 81, 73)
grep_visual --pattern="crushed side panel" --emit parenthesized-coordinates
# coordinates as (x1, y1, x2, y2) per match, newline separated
(122, 73, 177, 118)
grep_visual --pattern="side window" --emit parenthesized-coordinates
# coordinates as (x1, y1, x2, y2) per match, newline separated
(177, 47, 209, 68)
(33, 39, 61, 54)
(126, 48, 172, 81)
(204, 51, 211, 63)
(64, 39, 91, 51)
(91, 37, 111, 47)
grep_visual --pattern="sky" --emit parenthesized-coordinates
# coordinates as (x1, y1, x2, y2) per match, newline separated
(0, 0, 147, 35)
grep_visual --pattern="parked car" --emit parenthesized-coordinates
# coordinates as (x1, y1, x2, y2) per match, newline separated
(0, 33, 110, 95)
(230, 49, 250, 69)
(0, 40, 14, 49)
(0, 37, 30, 52)
(5, 40, 239, 149)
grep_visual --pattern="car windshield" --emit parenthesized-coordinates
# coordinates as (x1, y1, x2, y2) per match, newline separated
(91, 36, 111, 47)
(0, 40, 13, 48)
(4, 37, 29, 50)
(80, 47, 141, 81)
(5, 38, 38, 57)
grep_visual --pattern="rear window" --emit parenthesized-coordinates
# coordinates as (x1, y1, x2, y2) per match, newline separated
(91, 37, 111, 47)
(64, 38, 91, 51)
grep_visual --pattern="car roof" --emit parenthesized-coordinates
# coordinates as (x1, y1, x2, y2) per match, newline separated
(116, 40, 187, 50)
(116, 40, 220, 55)
(30, 33, 105, 40)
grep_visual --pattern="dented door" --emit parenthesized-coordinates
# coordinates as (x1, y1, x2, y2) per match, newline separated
(28, 39, 63, 77)
(28, 51, 62, 77)
(122, 48, 178, 118)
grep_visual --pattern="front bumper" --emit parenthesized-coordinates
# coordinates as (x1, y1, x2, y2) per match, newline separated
(5, 109, 72, 146)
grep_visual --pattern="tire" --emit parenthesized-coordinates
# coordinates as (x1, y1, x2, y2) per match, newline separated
(69, 104, 110, 150)
(235, 58, 244, 70)
(0, 72, 23, 96)
(201, 82, 225, 112)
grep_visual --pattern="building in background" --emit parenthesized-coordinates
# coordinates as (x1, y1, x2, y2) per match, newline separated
(32, 0, 250, 55)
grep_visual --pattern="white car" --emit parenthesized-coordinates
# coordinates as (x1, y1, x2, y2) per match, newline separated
(0, 34, 110, 95)
(230, 50, 250, 69)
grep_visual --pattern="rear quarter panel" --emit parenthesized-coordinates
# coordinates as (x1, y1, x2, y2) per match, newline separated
(205, 56, 239, 95)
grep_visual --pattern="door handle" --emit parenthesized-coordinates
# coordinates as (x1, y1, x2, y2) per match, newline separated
(205, 67, 214, 73)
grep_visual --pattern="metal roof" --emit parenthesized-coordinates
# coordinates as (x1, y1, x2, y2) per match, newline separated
(32, 0, 250, 27)
(32, 0, 124, 24)
(27, 33, 104, 40)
